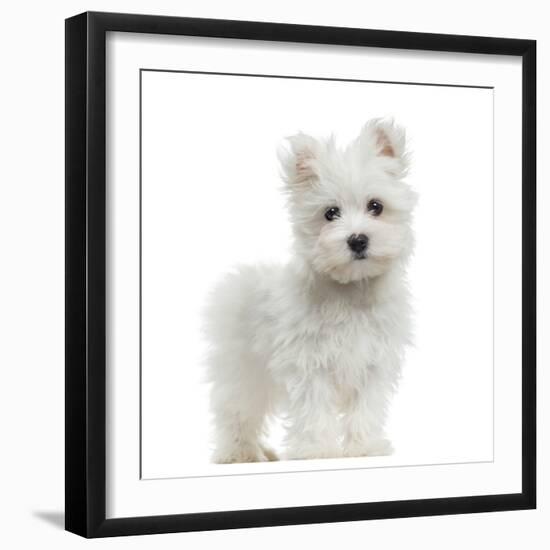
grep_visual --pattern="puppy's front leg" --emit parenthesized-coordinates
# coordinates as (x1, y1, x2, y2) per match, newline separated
(283, 368, 342, 460)
(342, 365, 394, 457)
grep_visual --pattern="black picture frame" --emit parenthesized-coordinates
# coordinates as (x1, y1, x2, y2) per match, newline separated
(65, 11, 536, 538)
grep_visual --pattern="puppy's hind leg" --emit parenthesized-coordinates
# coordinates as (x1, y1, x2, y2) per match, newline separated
(209, 350, 274, 464)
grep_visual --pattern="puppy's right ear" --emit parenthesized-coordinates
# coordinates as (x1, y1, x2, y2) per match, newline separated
(278, 133, 319, 185)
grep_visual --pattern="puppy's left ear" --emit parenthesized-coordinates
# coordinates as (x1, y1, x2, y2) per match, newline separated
(360, 118, 409, 173)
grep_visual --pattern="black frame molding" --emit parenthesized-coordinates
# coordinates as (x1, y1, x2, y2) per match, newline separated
(65, 11, 536, 538)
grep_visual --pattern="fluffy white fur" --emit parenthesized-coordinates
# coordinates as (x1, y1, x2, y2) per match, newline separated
(203, 119, 417, 463)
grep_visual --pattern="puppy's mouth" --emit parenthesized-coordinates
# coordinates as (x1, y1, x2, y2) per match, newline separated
(352, 252, 367, 261)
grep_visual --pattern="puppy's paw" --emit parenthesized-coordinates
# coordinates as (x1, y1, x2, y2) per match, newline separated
(344, 437, 394, 458)
(212, 443, 273, 464)
(260, 443, 279, 462)
(285, 443, 343, 461)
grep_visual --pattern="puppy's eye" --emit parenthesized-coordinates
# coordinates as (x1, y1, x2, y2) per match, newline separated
(324, 207, 341, 221)
(367, 199, 384, 216)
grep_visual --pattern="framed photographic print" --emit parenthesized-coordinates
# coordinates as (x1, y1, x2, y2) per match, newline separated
(65, 11, 536, 538)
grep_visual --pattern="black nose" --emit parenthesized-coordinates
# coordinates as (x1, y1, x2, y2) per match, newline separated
(347, 233, 369, 254)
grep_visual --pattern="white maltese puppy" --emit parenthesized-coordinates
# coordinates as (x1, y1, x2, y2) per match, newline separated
(204, 119, 416, 463)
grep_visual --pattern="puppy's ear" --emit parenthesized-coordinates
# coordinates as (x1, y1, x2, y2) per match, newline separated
(360, 118, 409, 172)
(278, 133, 319, 185)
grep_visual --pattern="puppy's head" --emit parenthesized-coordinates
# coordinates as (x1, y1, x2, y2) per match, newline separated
(279, 119, 416, 284)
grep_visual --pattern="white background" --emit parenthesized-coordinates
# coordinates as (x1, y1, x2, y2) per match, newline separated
(108, 31, 521, 518)
(0, 1, 546, 548)
(140, 71, 494, 477)
(109, 31, 524, 518)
